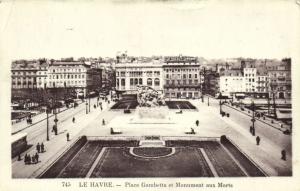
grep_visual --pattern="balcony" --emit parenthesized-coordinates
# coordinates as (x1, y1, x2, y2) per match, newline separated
(163, 84, 201, 88)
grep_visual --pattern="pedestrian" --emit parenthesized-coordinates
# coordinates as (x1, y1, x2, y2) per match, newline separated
(36, 143, 40, 153)
(66, 133, 70, 141)
(102, 119, 105, 126)
(35, 152, 39, 163)
(281, 150, 286, 161)
(53, 125, 58, 135)
(31, 155, 36, 164)
(72, 117, 75, 123)
(41, 142, 45, 153)
(100, 106, 103, 111)
(191, 128, 195, 134)
(195, 120, 199, 127)
(28, 154, 31, 164)
(256, 136, 260, 145)
(24, 154, 28, 165)
(94, 104, 96, 109)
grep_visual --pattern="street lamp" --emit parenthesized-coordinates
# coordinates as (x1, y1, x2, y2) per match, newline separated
(251, 100, 256, 136)
(207, 96, 210, 106)
(46, 106, 50, 141)
(219, 100, 222, 114)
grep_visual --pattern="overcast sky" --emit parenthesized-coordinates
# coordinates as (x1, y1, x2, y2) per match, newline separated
(0, 0, 299, 60)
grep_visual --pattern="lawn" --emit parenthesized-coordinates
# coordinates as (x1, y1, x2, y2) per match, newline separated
(165, 101, 196, 110)
(90, 147, 213, 177)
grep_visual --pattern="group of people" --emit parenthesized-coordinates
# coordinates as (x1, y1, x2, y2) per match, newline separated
(26, 117, 32, 125)
(24, 153, 39, 165)
(23, 142, 45, 165)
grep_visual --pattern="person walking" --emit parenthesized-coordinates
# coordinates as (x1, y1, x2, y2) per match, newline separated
(41, 142, 45, 153)
(35, 152, 39, 163)
(195, 120, 199, 127)
(31, 155, 36, 164)
(36, 143, 40, 153)
(72, 117, 75, 123)
(24, 154, 28, 165)
(281, 150, 286, 161)
(66, 133, 70, 141)
(28, 154, 31, 164)
(94, 104, 96, 109)
(102, 119, 105, 126)
(256, 136, 261, 145)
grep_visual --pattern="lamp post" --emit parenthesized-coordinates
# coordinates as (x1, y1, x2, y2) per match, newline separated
(219, 100, 222, 114)
(207, 96, 210, 106)
(53, 83, 58, 135)
(46, 106, 50, 141)
(89, 93, 91, 112)
(251, 100, 256, 136)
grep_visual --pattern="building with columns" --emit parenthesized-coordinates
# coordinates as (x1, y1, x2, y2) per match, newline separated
(115, 60, 164, 94)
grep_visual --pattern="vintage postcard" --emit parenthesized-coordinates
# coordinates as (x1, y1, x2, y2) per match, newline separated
(0, 0, 299, 191)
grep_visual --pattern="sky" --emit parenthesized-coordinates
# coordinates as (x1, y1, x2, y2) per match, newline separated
(0, 0, 299, 60)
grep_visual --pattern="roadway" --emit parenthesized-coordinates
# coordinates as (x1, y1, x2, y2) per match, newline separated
(203, 96, 291, 155)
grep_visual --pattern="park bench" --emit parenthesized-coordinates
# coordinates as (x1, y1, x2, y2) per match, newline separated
(110, 128, 122, 135)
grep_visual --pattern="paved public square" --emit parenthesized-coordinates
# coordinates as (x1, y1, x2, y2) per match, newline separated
(11, 95, 292, 178)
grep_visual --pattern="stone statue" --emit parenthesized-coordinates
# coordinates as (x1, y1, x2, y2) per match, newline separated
(137, 85, 165, 107)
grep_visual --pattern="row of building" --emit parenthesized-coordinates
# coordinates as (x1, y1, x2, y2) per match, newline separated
(115, 55, 291, 99)
(11, 59, 114, 100)
(115, 55, 204, 99)
(11, 55, 292, 101)
(204, 58, 291, 99)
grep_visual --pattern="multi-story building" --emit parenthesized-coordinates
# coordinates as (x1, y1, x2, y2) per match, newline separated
(11, 60, 49, 104)
(268, 58, 291, 99)
(243, 67, 257, 95)
(11, 61, 48, 90)
(163, 56, 201, 99)
(47, 61, 102, 96)
(219, 69, 244, 96)
(256, 68, 269, 98)
(115, 60, 164, 94)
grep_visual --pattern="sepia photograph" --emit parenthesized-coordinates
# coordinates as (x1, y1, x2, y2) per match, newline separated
(0, 0, 299, 190)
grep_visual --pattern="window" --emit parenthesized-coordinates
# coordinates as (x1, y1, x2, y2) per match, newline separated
(139, 78, 143, 85)
(195, 74, 197, 78)
(154, 78, 160, 86)
(147, 78, 152, 86)
(189, 74, 192, 79)
(130, 79, 134, 86)
(121, 79, 125, 86)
